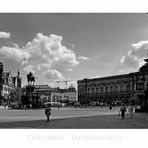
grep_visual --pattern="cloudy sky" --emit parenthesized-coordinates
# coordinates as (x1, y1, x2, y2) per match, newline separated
(0, 13, 148, 87)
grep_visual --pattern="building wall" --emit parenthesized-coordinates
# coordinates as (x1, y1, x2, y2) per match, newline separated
(1, 71, 15, 103)
(65, 85, 77, 102)
(77, 71, 148, 105)
(2, 84, 14, 98)
(64, 91, 77, 102)
(0, 62, 3, 104)
(50, 86, 77, 103)
(51, 92, 64, 103)
(34, 85, 52, 104)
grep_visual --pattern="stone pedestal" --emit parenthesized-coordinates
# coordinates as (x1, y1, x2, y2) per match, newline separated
(22, 85, 36, 108)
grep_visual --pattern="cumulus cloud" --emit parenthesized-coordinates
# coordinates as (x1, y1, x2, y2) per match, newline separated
(27, 33, 79, 67)
(67, 68, 73, 72)
(0, 32, 88, 81)
(0, 31, 10, 39)
(120, 40, 148, 70)
(23, 65, 35, 73)
(78, 56, 89, 60)
(0, 46, 31, 62)
(44, 69, 64, 80)
(0, 33, 80, 71)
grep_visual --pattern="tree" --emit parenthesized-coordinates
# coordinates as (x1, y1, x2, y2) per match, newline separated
(9, 90, 16, 102)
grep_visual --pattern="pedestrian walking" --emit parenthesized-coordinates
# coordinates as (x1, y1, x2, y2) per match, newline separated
(45, 103, 51, 122)
(128, 105, 134, 119)
(100, 102, 103, 109)
(112, 102, 115, 109)
(74, 103, 76, 109)
(119, 104, 126, 119)
(4, 102, 6, 109)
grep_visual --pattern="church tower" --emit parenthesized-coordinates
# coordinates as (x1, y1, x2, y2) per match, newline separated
(17, 69, 22, 88)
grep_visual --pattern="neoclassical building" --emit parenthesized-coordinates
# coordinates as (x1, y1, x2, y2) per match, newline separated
(77, 58, 148, 108)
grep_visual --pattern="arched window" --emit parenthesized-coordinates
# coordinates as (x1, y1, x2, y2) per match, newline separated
(110, 86, 113, 92)
(100, 87, 103, 93)
(87, 88, 90, 93)
(96, 87, 99, 93)
(92, 87, 94, 94)
(79, 88, 82, 95)
(138, 83, 143, 91)
(120, 85, 123, 92)
(115, 86, 118, 92)
(126, 85, 130, 91)
(105, 86, 108, 93)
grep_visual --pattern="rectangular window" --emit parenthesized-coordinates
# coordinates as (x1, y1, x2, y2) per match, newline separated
(126, 85, 130, 91)
(87, 88, 90, 94)
(138, 83, 143, 91)
(115, 86, 118, 92)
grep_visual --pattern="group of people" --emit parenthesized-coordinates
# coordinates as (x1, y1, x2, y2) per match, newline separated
(44, 103, 135, 122)
(119, 104, 134, 119)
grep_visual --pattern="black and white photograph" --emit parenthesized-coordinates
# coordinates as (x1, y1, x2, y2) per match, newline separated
(0, 1, 148, 147)
(0, 12, 148, 129)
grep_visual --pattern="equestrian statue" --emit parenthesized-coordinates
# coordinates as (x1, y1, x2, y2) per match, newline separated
(27, 71, 35, 85)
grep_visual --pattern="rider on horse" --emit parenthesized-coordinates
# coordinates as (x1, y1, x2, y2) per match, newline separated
(27, 71, 35, 85)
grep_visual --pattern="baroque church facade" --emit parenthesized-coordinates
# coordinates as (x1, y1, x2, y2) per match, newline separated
(77, 58, 148, 108)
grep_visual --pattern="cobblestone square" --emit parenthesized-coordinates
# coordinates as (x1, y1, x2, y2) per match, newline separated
(0, 107, 147, 128)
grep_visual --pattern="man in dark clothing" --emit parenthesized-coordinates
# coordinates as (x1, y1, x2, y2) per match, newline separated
(119, 104, 126, 119)
(45, 103, 51, 122)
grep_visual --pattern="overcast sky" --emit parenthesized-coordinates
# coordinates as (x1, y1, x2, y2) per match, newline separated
(0, 13, 148, 87)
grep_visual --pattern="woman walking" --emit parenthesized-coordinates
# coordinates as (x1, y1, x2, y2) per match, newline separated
(128, 105, 134, 119)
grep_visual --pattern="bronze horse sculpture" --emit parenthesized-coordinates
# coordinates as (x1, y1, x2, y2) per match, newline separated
(27, 71, 35, 85)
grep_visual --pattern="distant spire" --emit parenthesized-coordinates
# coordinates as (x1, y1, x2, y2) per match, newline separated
(18, 70, 20, 77)
(17, 62, 20, 77)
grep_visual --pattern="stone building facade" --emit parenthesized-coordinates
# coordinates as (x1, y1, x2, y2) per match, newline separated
(0, 61, 4, 104)
(0, 60, 22, 105)
(2, 71, 15, 100)
(64, 85, 77, 102)
(77, 58, 148, 108)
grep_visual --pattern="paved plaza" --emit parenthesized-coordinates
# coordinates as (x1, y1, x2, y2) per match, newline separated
(0, 106, 148, 128)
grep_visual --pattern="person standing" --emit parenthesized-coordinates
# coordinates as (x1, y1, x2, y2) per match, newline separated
(74, 103, 76, 109)
(45, 103, 51, 122)
(112, 102, 115, 109)
(100, 102, 103, 109)
(128, 105, 134, 119)
(119, 104, 126, 119)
